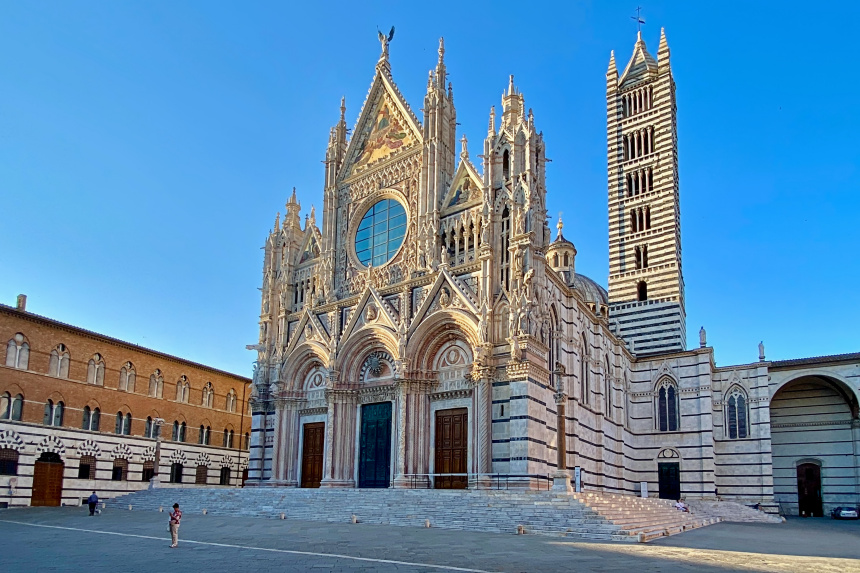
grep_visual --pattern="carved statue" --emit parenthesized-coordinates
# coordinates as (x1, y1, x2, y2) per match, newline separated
(365, 304, 378, 322)
(439, 287, 451, 308)
(305, 323, 315, 341)
(523, 268, 535, 301)
(509, 335, 522, 361)
(480, 215, 490, 245)
(699, 326, 707, 348)
(398, 320, 408, 359)
(377, 26, 395, 61)
(758, 341, 765, 361)
(515, 208, 526, 235)
(477, 299, 490, 344)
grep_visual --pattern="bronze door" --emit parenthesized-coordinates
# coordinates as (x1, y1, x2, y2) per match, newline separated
(32, 453, 64, 506)
(301, 422, 325, 488)
(435, 408, 468, 489)
(797, 463, 823, 517)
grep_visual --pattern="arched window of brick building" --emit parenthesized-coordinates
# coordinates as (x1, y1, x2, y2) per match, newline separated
(1, 392, 24, 421)
(87, 354, 105, 386)
(44, 399, 64, 426)
(5, 333, 29, 370)
(112, 458, 128, 481)
(82, 406, 101, 431)
(49, 344, 70, 378)
(78, 455, 96, 480)
(119, 362, 136, 393)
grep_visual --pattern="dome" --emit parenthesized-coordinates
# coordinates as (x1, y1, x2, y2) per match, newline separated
(571, 273, 609, 306)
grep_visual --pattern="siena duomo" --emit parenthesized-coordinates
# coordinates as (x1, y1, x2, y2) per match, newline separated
(244, 29, 859, 517)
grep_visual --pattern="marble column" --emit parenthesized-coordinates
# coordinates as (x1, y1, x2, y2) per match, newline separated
(551, 390, 572, 493)
(320, 389, 357, 488)
(278, 399, 301, 486)
(470, 372, 493, 488)
(393, 380, 432, 488)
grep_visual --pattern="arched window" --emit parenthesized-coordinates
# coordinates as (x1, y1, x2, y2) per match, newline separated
(0, 448, 19, 475)
(228, 430, 234, 449)
(176, 377, 190, 403)
(552, 253, 559, 267)
(500, 206, 511, 291)
(144, 416, 154, 438)
(637, 281, 648, 302)
(82, 406, 100, 431)
(726, 387, 749, 439)
(119, 362, 136, 393)
(149, 371, 164, 398)
(580, 334, 589, 404)
(226, 389, 237, 413)
(222, 428, 229, 447)
(604, 356, 613, 418)
(198, 425, 211, 445)
(1, 392, 23, 421)
(502, 149, 510, 179)
(202, 382, 214, 408)
(112, 458, 128, 481)
(219, 466, 231, 485)
(5, 334, 29, 370)
(656, 378, 679, 432)
(172, 421, 179, 441)
(179, 422, 187, 442)
(244, 432, 250, 450)
(86, 354, 105, 386)
(115, 412, 131, 435)
(49, 344, 70, 378)
(44, 400, 64, 426)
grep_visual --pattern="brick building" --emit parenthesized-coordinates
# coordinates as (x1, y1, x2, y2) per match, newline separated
(0, 295, 251, 507)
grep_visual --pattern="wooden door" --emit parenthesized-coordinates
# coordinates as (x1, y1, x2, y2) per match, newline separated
(658, 462, 680, 500)
(435, 408, 468, 489)
(358, 402, 392, 488)
(300, 422, 325, 488)
(32, 453, 64, 507)
(797, 463, 823, 517)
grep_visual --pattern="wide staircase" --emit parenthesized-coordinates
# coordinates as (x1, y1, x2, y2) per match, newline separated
(106, 487, 719, 542)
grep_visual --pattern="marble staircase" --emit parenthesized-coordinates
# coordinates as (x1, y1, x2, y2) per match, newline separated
(106, 487, 721, 543)
(686, 500, 785, 523)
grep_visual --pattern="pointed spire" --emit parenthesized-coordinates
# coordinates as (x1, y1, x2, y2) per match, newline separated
(288, 187, 298, 205)
(528, 108, 534, 131)
(460, 134, 469, 160)
(448, 81, 454, 104)
(340, 96, 346, 123)
(309, 205, 316, 225)
(488, 106, 496, 135)
(607, 50, 617, 75)
(274, 212, 280, 233)
(658, 27, 670, 66)
(436, 37, 446, 79)
(508, 74, 515, 96)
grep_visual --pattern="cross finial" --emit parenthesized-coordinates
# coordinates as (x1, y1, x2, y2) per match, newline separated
(631, 6, 645, 33)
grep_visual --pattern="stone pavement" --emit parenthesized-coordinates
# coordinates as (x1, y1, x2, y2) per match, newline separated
(1, 507, 858, 572)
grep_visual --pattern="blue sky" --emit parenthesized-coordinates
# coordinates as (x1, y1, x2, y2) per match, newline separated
(1, 2, 856, 376)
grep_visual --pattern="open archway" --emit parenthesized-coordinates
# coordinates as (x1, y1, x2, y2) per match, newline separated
(770, 374, 859, 516)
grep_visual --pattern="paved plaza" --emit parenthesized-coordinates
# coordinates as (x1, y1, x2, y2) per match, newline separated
(1, 507, 858, 572)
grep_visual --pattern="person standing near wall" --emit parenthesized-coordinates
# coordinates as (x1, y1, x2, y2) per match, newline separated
(168, 503, 182, 548)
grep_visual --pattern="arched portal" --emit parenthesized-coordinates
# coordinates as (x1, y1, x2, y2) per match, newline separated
(770, 375, 859, 516)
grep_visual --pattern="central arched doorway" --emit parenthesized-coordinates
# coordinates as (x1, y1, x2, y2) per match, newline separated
(358, 401, 392, 488)
(770, 375, 858, 516)
(31, 452, 64, 506)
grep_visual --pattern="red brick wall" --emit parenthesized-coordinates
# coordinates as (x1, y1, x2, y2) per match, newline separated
(0, 306, 252, 445)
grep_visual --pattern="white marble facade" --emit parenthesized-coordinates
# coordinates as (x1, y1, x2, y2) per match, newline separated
(246, 32, 860, 515)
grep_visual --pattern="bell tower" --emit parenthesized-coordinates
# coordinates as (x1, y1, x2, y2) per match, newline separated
(607, 29, 686, 355)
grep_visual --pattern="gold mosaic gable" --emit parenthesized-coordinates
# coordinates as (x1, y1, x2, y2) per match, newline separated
(344, 87, 419, 178)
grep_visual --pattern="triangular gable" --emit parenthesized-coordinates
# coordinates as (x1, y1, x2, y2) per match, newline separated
(441, 159, 483, 215)
(619, 36, 658, 87)
(296, 225, 322, 265)
(286, 309, 331, 354)
(339, 72, 423, 180)
(340, 285, 400, 341)
(409, 269, 479, 336)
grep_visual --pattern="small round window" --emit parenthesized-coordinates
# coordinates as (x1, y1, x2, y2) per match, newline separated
(354, 199, 407, 267)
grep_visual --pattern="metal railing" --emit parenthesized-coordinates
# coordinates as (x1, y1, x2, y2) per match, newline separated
(400, 473, 554, 490)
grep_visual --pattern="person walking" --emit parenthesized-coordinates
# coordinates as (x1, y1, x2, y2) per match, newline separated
(168, 503, 182, 548)
(87, 491, 99, 516)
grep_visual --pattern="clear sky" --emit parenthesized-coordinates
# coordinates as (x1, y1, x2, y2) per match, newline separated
(1, 1, 857, 376)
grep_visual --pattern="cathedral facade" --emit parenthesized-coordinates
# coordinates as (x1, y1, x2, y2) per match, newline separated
(248, 30, 860, 517)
